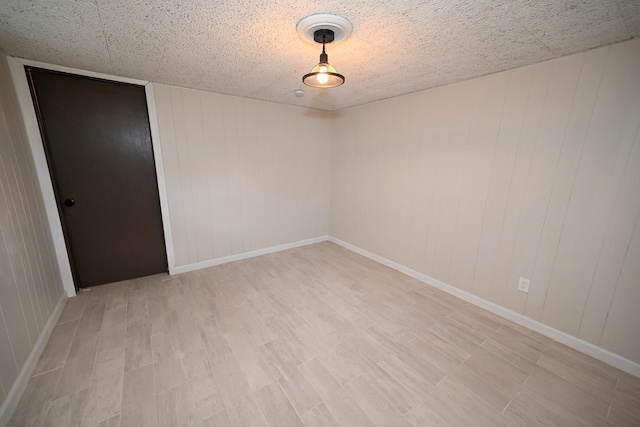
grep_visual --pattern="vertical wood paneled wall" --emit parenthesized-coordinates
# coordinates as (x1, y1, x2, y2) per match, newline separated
(153, 84, 332, 269)
(0, 53, 64, 407)
(330, 39, 640, 363)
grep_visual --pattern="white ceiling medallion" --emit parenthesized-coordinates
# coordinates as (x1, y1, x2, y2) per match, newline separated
(296, 14, 353, 45)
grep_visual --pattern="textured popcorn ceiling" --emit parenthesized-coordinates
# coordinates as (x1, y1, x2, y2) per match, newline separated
(1, 1, 639, 111)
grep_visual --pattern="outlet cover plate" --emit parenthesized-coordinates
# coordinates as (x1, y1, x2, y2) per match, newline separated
(518, 277, 530, 293)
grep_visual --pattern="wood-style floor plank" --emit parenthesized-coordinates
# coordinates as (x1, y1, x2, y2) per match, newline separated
(151, 329, 186, 394)
(9, 368, 61, 427)
(57, 294, 87, 324)
(121, 363, 157, 427)
(32, 319, 78, 375)
(253, 381, 304, 427)
(259, 340, 321, 415)
(53, 333, 99, 399)
(195, 410, 231, 427)
(299, 358, 377, 427)
(225, 327, 276, 392)
(299, 404, 339, 427)
(212, 357, 269, 427)
(344, 375, 414, 427)
(124, 316, 152, 372)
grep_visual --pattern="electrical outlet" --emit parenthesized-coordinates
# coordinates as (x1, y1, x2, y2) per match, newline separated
(518, 277, 530, 293)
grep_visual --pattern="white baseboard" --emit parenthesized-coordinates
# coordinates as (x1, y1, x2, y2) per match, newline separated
(172, 235, 330, 274)
(0, 293, 67, 427)
(327, 236, 640, 379)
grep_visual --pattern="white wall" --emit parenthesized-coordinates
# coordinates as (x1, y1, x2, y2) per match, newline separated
(331, 38, 640, 364)
(0, 52, 65, 415)
(152, 84, 332, 271)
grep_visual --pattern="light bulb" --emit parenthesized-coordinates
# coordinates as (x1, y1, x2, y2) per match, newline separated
(317, 73, 329, 84)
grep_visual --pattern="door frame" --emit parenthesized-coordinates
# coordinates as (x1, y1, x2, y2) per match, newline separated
(8, 57, 176, 296)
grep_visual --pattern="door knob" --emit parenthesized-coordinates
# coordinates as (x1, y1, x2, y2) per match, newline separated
(64, 199, 75, 207)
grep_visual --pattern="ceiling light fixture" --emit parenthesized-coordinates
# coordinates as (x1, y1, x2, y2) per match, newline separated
(297, 14, 352, 89)
(302, 29, 344, 88)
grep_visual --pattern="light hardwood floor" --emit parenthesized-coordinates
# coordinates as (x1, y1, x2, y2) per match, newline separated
(9, 242, 640, 426)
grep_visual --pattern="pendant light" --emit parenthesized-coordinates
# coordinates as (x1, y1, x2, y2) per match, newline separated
(302, 29, 344, 88)
(297, 14, 351, 89)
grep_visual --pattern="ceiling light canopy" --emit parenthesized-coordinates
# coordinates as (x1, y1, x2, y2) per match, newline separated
(297, 14, 352, 89)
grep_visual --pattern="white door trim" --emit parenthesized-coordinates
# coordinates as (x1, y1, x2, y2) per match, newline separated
(145, 84, 176, 274)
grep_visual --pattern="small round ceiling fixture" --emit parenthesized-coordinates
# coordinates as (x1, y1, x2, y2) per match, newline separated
(296, 14, 353, 45)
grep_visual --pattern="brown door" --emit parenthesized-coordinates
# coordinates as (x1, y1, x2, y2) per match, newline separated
(26, 67, 167, 289)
